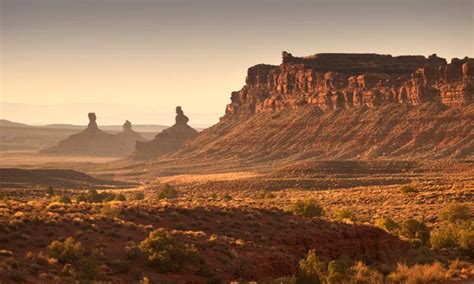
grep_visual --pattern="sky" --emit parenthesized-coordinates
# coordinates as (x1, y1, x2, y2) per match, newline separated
(1, 0, 473, 126)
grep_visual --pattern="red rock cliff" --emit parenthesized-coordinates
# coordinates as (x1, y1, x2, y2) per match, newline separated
(224, 52, 473, 118)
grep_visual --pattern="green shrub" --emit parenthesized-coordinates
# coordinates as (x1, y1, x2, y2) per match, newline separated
(156, 184, 178, 200)
(296, 249, 325, 284)
(333, 208, 354, 222)
(48, 237, 103, 280)
(374, 217, 399, 233)
(223, 193, 232, 201)
(292, 199, 324, 218)
(139, 228, 198, 272)
(388, 262, 446, 284)
(431, 224, 458, 249)
(349, 261, 384, 284)
(78, 251, 102, 280)
(100, 205, 122, 218)
(254, 190, 275, 199)
(132, 191, 145, 201)
(457, 223, 474, 252)
(48, 237, 84, 263)
(400, 219, 430, 244)
(326, 260, 347, 283)
(46, 186, 55, 195)
(115, 193, 126, 201)
(76, 189, 117, 203)
(124, 241, 140, 259)
(399, 184, 418, 194)
(60, 196, 72, 204)
(432, 221, 473, 254)
(439, 203, 470, 223)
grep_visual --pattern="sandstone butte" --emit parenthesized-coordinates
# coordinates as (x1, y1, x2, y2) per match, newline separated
(161, 52, 473, 164)
(42, 113, 146, 157)
(134, 106, 199, 158)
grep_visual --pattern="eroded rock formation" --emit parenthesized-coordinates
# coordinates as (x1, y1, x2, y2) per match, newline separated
(135, 107, 198, 158)
(159, 52, 473, 163)
(224, 52, 473, 118)
(42, 114, 145, 156)
(115, 120, 146, 153)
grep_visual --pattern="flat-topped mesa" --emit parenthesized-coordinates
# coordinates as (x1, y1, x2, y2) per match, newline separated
(225, 51, 473, 118)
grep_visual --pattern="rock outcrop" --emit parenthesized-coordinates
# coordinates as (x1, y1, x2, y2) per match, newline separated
(154, 52, 473, 165)
(134, 107, 199, 158)
(115, 120, 146, 153)
(224, 52, 473, 118)
(42, 114, 145, 157)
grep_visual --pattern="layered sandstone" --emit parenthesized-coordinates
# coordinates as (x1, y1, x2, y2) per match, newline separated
(224, 52, 473, 118)
(152, 52, 474, 164)
(134, 107, 198, 158)
(42, 114, 145, 157)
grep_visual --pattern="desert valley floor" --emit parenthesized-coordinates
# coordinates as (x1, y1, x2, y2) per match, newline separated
(0, 150, 473, 283)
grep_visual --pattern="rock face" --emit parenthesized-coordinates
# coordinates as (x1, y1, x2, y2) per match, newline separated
(224, 52, 473, 118)
(160, 52, 473, 164)
(135, 107, 198, 158)
(42, 114, 145, 157)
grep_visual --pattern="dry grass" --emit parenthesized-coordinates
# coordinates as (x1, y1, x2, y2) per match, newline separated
(0, 158, 472, 282)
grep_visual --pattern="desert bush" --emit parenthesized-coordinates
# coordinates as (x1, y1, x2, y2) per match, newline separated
(296, 249, 325, 284)
(333, 208, 354, 222)
(255, 190, 275, 199)
(51, 195, 71, 204)
(431, 221, 474, 254)
(46, 186, 55, 195)
(115, 193, 126, 201)
(349, 261, 384, 284)
(156, 184, 178, 200)
(48, 237, 102, 280)
(388, 262, 447, 284)
(400, 219, 430, 244)
(447, 259, 472, 278)
(326, 260, 347, 283)
(431, 223, 458, 249)
(139, 228, 198, 272)
(374, 216, 399, 233)
(48, 237, 84, 263)
(59, 196, 72, 204)
(100, 204, 122, 219)
(292, 199, 324, 218)
(132, 191, 145, 201)
(124, 241, 140, 259)
(439, 203, 470, 223)
(399, 183, 418, 194)
(76, 189, 116, 203)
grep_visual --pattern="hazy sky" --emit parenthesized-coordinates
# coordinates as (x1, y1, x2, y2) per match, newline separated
(1, 0, 473, 126)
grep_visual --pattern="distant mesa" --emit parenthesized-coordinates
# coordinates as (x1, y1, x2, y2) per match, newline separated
(134, 106, 198, 159)
(41, 113, 146, 157)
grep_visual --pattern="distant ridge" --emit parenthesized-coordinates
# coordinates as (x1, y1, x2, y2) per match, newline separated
(0, 119, 29, 128)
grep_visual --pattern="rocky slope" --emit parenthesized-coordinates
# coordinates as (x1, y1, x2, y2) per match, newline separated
(42, 113, 146, 157)
(165, 52, 473, 165)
